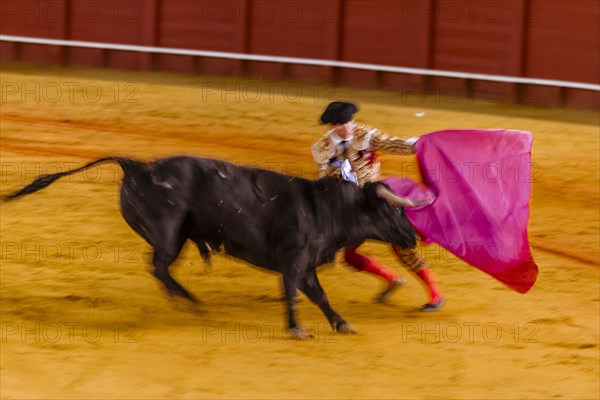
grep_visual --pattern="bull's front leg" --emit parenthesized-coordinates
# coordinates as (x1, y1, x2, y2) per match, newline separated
(282, 268, 312, 340)
(300, 268, 356, 334)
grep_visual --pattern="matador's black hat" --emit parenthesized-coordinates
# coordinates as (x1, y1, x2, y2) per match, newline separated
(320, 101, 359, 125)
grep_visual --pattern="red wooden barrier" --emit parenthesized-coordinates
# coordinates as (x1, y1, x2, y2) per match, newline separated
(1, 0, 598, 109)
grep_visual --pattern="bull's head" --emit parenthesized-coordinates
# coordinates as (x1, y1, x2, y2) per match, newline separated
(359, 182, 421, 249)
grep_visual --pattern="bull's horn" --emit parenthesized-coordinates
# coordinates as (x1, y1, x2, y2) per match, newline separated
(375, 185, 418, 208)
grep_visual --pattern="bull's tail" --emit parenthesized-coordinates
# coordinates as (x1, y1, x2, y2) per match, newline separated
(4, 156, 143, 201)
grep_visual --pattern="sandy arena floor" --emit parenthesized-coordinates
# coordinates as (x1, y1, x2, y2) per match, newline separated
(0, 64, 598, 399)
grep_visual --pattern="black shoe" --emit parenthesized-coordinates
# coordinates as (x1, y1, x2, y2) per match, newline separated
(421, 297, 445, 312)
(373, 277, 407, 304)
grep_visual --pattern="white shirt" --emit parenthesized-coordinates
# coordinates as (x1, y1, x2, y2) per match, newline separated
(328, 131, 355, 155)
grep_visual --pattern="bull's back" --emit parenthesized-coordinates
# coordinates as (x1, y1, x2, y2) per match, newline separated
(189, 158, 315, 253)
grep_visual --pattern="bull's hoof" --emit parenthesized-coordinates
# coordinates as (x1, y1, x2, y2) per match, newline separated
(422, 297, 445, 312)
(334, 321, 357, 334)
(373, 276, 407, 304)
(287, 327, 313, 340)
(168, 288, 197, 302)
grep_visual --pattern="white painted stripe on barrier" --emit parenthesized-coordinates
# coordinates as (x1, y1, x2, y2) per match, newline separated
(1, 34, 599, 91)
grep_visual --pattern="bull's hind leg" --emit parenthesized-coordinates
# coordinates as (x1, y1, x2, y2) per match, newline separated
(152, 248, 192, 300)
(152, 224, 194, 301)
(120, 178, 194, 300)
(299, 269, 356, 334)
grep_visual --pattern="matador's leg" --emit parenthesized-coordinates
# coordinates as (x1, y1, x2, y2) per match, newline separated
(343, 243, 406, 303)
(393, 246, 445, 311)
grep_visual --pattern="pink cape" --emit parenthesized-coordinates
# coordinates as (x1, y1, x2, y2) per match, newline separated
(383, 129, 538, 293)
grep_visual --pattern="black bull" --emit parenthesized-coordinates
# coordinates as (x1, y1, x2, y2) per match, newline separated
(6, 156, 417, 338)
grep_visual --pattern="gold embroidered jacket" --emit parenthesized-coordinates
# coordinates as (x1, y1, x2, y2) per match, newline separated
(311, 123, 414, 187)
